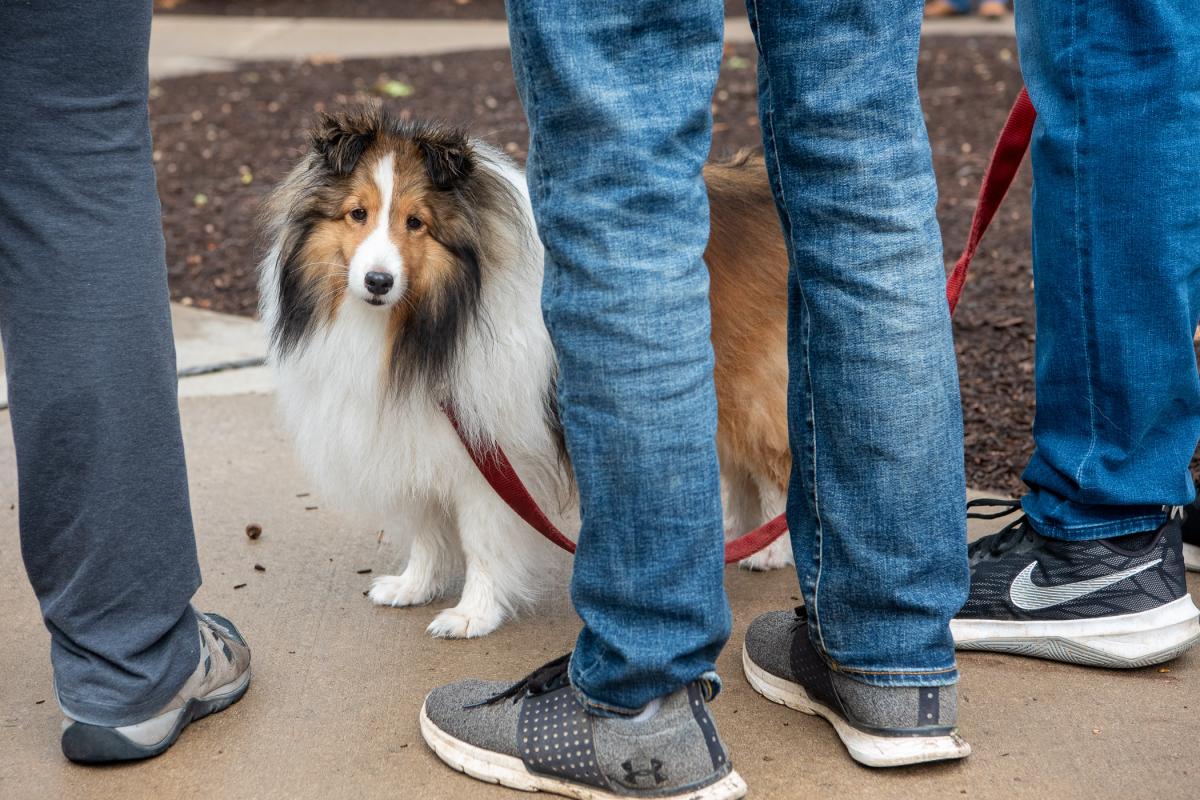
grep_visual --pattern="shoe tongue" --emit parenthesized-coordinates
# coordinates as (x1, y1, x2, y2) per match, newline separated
(468, 654, 572, 708)
(525, 655, 572, 695)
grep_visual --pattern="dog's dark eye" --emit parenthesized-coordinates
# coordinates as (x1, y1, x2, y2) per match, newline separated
(349, 207, 368, 223)
(406, 215, 423, 231)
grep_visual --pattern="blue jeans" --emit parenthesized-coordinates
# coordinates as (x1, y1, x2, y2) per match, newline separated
(507, 0, 967, 710)
(1016, 0, 1200, 540)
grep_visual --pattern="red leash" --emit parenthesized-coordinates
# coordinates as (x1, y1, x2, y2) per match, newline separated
(444, 87, 1036, 565)
(946, 87, 1036, 313)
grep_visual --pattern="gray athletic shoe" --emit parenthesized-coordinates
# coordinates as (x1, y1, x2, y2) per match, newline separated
(420, 655, 748, 799)
(743, 610, 970, 768)
(61, 612, 251, 764)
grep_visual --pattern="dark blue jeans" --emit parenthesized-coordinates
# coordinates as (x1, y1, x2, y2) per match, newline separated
(1016, 0, 1200, 540)
(507, 0, 967, 712)
(0, 1, 202, 726)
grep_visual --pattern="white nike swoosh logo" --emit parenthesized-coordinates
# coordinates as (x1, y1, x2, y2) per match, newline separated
(1009, 558, 1162, 611)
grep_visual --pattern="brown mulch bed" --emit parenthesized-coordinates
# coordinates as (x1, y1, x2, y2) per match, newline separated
(154, 0, 748, 20)
(149, 36, 1034, 493)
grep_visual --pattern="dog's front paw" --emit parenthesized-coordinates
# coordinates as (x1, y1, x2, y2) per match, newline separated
(739, 535, 795, 572)
(426, 605, 505, 639)
(368, 573, 437, 608)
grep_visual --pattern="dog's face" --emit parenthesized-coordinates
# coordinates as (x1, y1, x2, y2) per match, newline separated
(268, 109, 514, 388)
(301, 111, 478, 313)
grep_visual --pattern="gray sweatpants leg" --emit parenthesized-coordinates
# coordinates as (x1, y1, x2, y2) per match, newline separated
(0, 1, 202, 726)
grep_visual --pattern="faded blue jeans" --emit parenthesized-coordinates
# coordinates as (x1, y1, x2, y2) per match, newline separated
(1016, 0, 1200, 540)
(507, 0, 967, 711)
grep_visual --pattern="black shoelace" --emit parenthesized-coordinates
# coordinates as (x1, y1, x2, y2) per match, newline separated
(966, 497, 1039, 559)
(465, 654, 572, 708)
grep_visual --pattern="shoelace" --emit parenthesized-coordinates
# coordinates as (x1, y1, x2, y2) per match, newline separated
(966, 497, 1038, 559)
(465, 654, 572, 708)
(198, 616, 235, 668)
(790, 606, 806, 630)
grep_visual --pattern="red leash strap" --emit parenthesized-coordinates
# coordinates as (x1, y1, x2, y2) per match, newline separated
(443, 87, 1036, 565)
(946, 87, 1036, 312)
(442, 404, 577, 555)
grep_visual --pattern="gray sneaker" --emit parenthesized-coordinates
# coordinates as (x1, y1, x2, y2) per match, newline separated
(61, 612, 251, 763)
(420, 655, 748, 799)
(743, 610, 970, 768)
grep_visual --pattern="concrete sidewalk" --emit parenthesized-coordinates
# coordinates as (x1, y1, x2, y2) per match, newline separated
(0, 390, 1196, 799)
(149, 14, 1017, 77)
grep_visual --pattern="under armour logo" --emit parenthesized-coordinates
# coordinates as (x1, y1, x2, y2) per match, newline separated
(620, 758, 666, 788)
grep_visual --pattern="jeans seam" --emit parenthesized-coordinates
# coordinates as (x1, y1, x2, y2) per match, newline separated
(1068, 0, 1100, 490)
(749, 0, 829, 659)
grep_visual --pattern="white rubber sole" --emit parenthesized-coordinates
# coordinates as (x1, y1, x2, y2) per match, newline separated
(951, 593, 1200, 668)
(1184, 542, 1199, 572)
(740, 647, 971, 768)
(419, 703, 748, 800)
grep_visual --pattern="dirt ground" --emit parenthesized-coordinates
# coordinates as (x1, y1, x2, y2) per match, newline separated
(148, 36, 1036, 493)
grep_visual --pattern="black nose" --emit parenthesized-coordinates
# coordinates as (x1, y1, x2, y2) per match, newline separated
(364, 271, 394, 296)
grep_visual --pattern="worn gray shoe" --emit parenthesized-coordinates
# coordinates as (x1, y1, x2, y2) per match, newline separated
(61, 612, 251, 764)
(743, 610, 970, 768)
(420, 655, 748, 799)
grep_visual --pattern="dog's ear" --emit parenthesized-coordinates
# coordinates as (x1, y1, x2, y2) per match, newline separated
(417, 131, 474, 191)
(311, 110, 378, 177)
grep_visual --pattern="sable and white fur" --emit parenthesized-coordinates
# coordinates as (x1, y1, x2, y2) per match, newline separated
(259, 108, 792, 639)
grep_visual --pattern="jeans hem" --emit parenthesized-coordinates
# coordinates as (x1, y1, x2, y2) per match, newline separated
(570, 665, 723, 717)
(832, 664, 959, 688)
(1024, 508, 1168, 542)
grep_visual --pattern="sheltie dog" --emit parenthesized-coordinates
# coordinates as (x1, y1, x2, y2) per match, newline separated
(259, 108, 791, 638)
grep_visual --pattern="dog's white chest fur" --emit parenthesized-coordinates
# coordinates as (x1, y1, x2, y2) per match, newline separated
(274, 301, 471, 522)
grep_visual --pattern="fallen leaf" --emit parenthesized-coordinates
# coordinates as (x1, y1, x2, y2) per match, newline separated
(376, 80, 414, 98)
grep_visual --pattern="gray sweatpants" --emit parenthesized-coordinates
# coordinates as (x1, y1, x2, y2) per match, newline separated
(0, 1, 202, 726)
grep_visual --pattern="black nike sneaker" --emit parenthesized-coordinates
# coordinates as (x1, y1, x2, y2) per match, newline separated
(1180, 490, 1200, 572)
(952, 499, 1200, 668)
